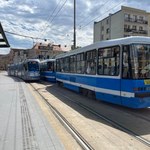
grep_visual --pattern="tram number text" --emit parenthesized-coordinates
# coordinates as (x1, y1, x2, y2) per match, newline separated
(144, 80, 150, 85)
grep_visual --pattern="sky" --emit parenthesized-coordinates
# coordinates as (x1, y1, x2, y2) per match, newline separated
(0, 0, 150, 54)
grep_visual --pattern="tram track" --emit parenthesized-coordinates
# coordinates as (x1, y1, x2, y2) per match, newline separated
(55, 89, 150, 147)
(51, 86, 150, 148)
(37, 81, 150, 123)
(30, 81, 150, 148)
(29, 83, 94, 150)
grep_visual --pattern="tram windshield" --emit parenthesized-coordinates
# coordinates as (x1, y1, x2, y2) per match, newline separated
(28, 61, 39, 71)
(123, 44, 150, 79)
(47, 62, 54, 71)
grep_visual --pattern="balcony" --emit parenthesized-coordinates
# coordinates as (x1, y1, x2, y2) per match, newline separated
(124, 28, 148, 34)
(138, 30, 148, 34)
(124, 17, 148, 24)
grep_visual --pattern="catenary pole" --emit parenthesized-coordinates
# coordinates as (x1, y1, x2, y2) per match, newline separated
(73, 0, 76, 49)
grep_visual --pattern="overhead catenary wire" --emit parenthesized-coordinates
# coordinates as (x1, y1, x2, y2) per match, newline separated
(4, 0, 125, 48)
(4, 30, 51, 41)
(77, 0, 112, 28)
(40, 0, 63, 37)
(41, 0, 68, 37)
(79, 0, 125, 30)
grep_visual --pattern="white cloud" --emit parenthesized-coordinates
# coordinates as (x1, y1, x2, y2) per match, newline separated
(17, 5, 35, 14)
(0, 0, 12, 8)
(0, 0, 150, 54)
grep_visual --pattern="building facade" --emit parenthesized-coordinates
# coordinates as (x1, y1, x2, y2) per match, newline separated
(0, 54, 9, 70)
(94, 6, 150, 42)
(0, 43, 71, 70)
(0, 48, 28, 70)
(8, 48, 28, 64)
(28, 43, 70, 59)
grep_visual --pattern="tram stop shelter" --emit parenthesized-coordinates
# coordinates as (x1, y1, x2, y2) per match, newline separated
(0, 22, 10, 48)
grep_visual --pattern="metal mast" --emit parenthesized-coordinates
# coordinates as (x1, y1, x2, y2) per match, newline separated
(73, 0, 76, 49)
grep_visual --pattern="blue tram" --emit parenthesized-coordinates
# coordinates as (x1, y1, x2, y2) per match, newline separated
(40, 59, 56, 82)
(55, 36, 150, 108)
(8, 59, 40, 81)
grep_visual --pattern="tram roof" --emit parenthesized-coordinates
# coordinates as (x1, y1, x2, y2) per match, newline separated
(40, 59, 55, 63)
(55, 36, 150, 59)
(23, 59, 40, 63)
(0, 23, 10, 48)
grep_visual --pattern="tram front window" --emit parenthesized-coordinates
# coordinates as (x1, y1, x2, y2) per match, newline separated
(47, 62, 53, 71)
(28, 62, 39, 71)
(128, 44, 150, 79)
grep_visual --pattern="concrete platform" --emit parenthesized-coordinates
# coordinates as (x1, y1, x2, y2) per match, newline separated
(0, 72, 65, 150)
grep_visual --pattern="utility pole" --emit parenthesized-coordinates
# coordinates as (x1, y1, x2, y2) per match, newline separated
(73, 0, 76, 50)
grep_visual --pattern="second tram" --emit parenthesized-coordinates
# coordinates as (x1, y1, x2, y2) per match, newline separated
(40, 59, 56, 82)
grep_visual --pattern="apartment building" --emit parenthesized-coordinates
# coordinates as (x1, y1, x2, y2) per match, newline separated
(94, 6, 150, 42)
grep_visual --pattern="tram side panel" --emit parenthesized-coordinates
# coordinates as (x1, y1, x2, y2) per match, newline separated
(56, 73, 122, 104)
(40, 59, 56, 83)
(121, 79, 150, 108)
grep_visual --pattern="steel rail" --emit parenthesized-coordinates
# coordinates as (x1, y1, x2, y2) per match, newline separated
(52, 86, 150, 148)
(30, 83, 94, 150)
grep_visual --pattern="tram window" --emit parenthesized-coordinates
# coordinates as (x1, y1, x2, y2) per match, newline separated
(44, 63, 46, 71)
(103, 59, 110, 75)
(64, 57, 69, 72)
(47, 62, 54, 71)
(122, 46, 130, 78)
(56, 58, 64, 72)
(70, 55, 76, 73)
(42, 62, 45, 71)
(24, 64, 27, 71)
(60, 58, 65, 72)
(129, 44, 150, 79)
(77, 53, 85, 74)
(56, 59, 61, 72)
(98, 59, 103, 74)
(85, 50, 96, 75)
(98, 46, 120, 76)
(27, 61, 39, 71)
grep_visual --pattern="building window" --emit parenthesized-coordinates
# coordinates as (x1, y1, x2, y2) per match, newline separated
(125, 14, 130, 20)
(133, 15, 137, 21)
(139, 26, 143, 31)
(132, 25, 136, 30)
(139, 16, 144, 21)
(124, 25, 131, 32)
(127, 25, 130, 29)
(101, 26, 104, 31)
(106, 19, 109, 24)
(101, 35, 104, 40)
(106, 28, 110, 34)
(124, 24, 127, 28)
